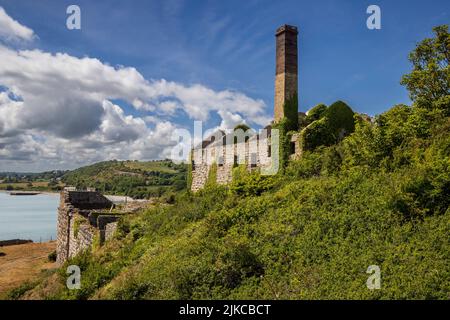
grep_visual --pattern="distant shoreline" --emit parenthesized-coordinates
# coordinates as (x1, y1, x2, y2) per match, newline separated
(9, 191, 41, 196)
(0, 190, 59, 195)
(0, 239, 33, 247)
(0, 239, 55, 247)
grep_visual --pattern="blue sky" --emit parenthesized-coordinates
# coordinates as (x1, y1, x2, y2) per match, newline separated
(3, 0, 448, 115)
(0, 0, 448, 171)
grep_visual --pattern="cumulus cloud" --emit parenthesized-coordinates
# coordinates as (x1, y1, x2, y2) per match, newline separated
(100, 101, 147, 143)
(0, 7, 270, 171)
(0, 7, 35, 42)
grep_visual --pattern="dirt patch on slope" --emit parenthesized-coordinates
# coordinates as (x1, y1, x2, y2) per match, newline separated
(0, 241, 56, 297)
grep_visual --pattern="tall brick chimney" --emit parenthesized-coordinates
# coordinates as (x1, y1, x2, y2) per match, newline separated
(274, 24, 298, 123)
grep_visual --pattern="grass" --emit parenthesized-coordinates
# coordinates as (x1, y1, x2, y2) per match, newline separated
(123, 161, 178, 174)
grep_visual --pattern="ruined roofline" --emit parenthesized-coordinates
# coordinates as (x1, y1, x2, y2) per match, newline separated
(193, 125, 274, 150)
(276, 24, 298, 36)
(192, 130, 226, 150)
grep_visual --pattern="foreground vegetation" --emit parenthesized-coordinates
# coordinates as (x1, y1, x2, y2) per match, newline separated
(11, 25, 449, 300)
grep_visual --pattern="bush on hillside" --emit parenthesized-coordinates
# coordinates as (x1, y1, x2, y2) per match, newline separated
(48, 251, 57, 262)
(230, 168, 276, 196)
(306, 103, 328, 123)
(325, 100, 355, 137)
(300, 101, 355, 152)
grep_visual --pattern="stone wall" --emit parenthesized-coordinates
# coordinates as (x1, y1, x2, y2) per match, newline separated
(56, 191, 120, 265)
(290, 133, 302, 160)
(56, 193, 73, 265)
(216, 164, 233, 185)
(191, 134, 273, 192)
(191, 163, 209, 192)
(68, 219, 95, 259)
(65, 191, 114, 210)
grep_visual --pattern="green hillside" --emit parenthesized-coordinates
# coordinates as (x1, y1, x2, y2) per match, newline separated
(61, 160, 187, 199)
(9, 25, 449, 300)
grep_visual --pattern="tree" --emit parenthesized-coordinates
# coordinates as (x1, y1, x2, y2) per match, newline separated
(400, 25, 450, 114)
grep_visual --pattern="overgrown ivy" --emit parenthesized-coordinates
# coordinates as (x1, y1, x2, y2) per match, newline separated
(282, 93, 299, 132)
(205, 163, 218, 188)
(300, 100, 355, 151)
(187, 153, 193, 192)
(272, 119, 293, 173)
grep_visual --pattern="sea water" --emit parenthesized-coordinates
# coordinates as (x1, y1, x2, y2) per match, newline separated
(0, 192, 59, 242)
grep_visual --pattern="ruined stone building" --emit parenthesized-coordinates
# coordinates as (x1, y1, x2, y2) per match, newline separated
(56, 190, 121, 264)
(190, 25, 299, 192)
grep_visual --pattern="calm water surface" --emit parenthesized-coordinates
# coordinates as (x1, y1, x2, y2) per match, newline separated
(0, 192, 59, 242)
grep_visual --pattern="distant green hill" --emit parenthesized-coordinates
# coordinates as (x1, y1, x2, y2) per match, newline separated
(61, 160, 187, 199)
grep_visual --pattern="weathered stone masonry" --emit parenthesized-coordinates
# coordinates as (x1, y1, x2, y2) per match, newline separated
(274, 25, 298, 122)
(190, 132, 273, 192)
(56, 191, 121, 265)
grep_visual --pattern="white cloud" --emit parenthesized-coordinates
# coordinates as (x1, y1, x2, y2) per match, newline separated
(100, 100, 147, 143)
(0, 7, 270, 171)
(158, 100, 180, 115)
(0, 7, 35, 42)
(132, 98, 156, 111)
(217, 110, 246, 130)
(0, 45, 268, 136)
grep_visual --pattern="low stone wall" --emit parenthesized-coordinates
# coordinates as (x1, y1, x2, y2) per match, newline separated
(66, 191, 114, 210)
(216, 164, 233, 185)
(56, 199, 73, 265)
(68, 220, 95, 259)
(191, 164, 209, 192)
(56, 191, 120, 265)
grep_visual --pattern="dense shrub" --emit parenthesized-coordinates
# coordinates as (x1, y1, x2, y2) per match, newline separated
(48, 251, 57, 262)
(300, 117, 334, 150)
(231, 167, 276, 196)
(300, 101, 355, 151)
(306, 103, 328, 123)
(325, 101, 355, 135)
(205, 164, 217, 188)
